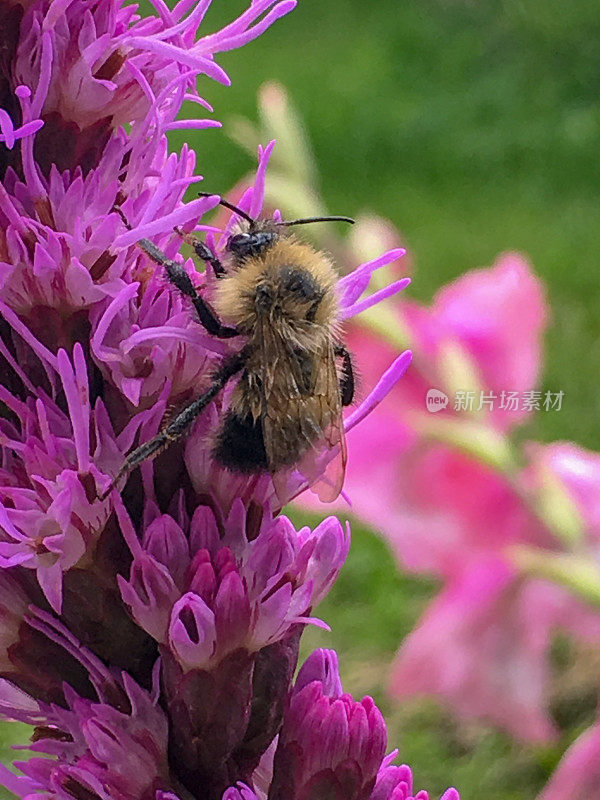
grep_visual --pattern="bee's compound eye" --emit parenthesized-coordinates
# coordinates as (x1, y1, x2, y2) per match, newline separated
(227, 231, 276, 259)
(227, 233, 253, 252)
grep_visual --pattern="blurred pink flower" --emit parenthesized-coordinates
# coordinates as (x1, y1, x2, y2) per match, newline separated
(538, 722, 600, 800)
(386, 438, 600, 742)
(299, 251, 600, 744)
(528, 442, 600, 541)
(343, 438, 549, 579)
(343, 252, 547, 436)
(424, 253, 547, 423)
(391, 559, 600, 742)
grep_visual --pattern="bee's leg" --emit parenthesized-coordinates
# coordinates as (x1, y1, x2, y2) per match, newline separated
(175, 228, 227, 278)
(99, 353, 245, 500)
(138, 239, 238, 339)
(193, 240, 227, 278)
(335, 344, 355, 406)
(98, 431, 170, 499)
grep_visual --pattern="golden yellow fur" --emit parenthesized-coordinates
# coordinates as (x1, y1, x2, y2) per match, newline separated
(209, 228, 347, 499)
(101, 217, 353, 505)
(213, 235, 339, 333)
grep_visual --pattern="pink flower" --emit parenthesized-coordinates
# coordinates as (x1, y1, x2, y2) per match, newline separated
(0, 664, 172, 800)
(0, 343, 118, 612)
(537, 722, 600, 800)
(340, 436, 549, 580)
(424, 253, 547, 424)
(335, 253, 545, 458)
(0, 0, 430, 797)
(386, 442, 600, 743)
(528, 442, 600, 541)
(118, 499, 350, 662)
(269, 649, 459, 800)
(390, 560, 584, 742)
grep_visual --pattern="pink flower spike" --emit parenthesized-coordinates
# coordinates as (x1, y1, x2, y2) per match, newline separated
(0, 2, 440, 793)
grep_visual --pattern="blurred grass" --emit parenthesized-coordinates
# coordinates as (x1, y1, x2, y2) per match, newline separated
(1, 1, 598, 798)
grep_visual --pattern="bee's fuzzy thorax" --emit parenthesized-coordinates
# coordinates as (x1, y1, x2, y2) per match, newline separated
(213, 235, 339, 333)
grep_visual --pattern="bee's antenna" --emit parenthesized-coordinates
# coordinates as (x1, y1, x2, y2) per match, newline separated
(198, 191, 255, 225)
(276, 215, 355, 227)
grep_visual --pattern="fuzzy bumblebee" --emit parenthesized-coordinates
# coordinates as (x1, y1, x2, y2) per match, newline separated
(102, 198, 355, 502)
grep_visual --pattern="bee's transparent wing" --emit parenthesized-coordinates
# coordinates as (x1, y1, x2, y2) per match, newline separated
(260, 329, 347, 504)
(293, 343, 347, 503)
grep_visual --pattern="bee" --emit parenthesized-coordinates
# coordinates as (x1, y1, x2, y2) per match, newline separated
(102, 195, 355, 503)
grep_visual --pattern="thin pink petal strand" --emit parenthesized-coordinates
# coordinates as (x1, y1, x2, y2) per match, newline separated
(249, 139, 276, 219)
(341, 277, 411, 319)
(337, 248, 406, 308)
(202, 2, 297, 54)
(0, 299, 59, 370)
(345, 351, 413, 433)
(114, 196, 219, 246)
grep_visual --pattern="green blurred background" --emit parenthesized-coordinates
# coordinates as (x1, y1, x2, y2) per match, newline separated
(3, 1, 599, 798)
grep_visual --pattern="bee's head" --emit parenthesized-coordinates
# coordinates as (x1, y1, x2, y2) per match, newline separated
(198, 191, 354, 264)
(226, 224, 278, 261)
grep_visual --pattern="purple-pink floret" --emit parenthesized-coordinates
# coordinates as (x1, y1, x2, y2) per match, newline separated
(118, 498, 350, 660)
(0, 0, 456, 797)
(266, 649, 458, 800)
(0, 668, 171, 800)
